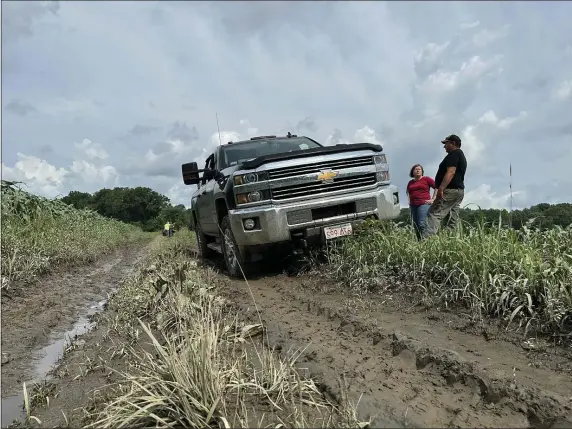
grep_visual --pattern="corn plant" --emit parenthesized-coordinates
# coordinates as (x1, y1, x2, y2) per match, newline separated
(330, 218, 572, 336)
(1, 180, 149, 291)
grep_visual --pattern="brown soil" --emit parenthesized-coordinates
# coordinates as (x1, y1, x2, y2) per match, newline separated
(2, 248, 572, 428)
(215, 267, 572, 428)
(0, 244, 148, 404)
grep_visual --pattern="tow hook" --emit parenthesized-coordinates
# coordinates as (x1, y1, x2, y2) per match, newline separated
(292, 237, 308, 255)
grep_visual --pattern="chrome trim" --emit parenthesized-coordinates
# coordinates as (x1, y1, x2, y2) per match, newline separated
(229, 185, 400, 246)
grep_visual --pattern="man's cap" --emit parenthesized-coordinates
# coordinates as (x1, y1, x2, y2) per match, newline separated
(441, 134, 461, 145)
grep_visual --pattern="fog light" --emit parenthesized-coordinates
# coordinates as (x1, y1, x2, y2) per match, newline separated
(393, 192, 399, 205)
(248, 191, 262, 202)
(243, 218, 256, 230)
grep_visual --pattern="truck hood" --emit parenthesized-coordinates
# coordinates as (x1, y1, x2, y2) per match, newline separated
(239, 143, 383, 170)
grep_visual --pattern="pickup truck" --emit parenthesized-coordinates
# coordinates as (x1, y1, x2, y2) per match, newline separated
(181, 133, 400, 278)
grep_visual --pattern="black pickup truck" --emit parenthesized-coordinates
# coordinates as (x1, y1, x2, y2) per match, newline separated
(181, 133, 400, 278)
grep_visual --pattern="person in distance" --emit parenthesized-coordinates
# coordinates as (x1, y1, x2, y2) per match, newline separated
(406, 164, 436, 241)
(423, 134, 467, 238)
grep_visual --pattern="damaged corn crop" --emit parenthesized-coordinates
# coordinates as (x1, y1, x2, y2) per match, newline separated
(1, 180, 149, 292)
(87, 230, 367, 428)
(330, 219, 572, 336)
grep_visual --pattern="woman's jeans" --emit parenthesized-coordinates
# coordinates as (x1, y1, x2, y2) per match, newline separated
(410, 203, 431, 241)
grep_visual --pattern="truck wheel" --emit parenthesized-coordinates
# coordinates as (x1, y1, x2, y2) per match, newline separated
(220, 215, 253, 278)
(194, 219, 215, 259)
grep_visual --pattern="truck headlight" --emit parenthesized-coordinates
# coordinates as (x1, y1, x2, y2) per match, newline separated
(236, 191, 264, 204)
(373, 155, 387, 164)
(376, 171, 390, 182)
(234, 172, 268, 185)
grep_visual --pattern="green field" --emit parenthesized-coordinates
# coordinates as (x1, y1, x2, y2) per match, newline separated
(1, 180, 150, 292)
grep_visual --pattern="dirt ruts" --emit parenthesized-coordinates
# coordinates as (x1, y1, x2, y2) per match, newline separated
(1, 245, 148, 399)
(216, 270, 572, 428)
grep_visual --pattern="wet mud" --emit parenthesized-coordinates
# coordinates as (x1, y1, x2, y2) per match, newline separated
(215, 268, 572, 428)
(2, 245, 571, 428)
(1, 245, 147, 426)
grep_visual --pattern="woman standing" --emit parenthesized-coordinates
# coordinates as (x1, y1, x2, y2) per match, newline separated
(406, 164, 436, 240)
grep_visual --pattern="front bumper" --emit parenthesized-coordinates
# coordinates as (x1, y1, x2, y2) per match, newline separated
(229, 184, 400, 247)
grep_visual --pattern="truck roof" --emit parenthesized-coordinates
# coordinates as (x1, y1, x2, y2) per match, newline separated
(225, 133, 322, 147)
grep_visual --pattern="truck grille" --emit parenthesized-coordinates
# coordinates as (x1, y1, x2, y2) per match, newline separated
(271, 173, 377, 200)
(267, 156, 373, 180)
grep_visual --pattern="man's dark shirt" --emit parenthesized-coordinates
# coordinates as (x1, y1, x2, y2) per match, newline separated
(434, 149, 467, 189)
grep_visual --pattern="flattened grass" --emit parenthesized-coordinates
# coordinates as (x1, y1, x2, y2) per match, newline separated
(89, 230, 365, 428)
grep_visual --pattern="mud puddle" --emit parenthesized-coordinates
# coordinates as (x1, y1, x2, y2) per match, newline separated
(1, 244, 149, 427)
(1, 297, 109, 427)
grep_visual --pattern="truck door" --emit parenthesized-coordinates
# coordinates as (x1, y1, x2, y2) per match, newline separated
(198, 154, 218, 234)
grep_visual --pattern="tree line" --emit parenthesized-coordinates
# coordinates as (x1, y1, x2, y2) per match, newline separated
(61, 187, 192, 232)
(394, 203, 572, 229)
(61, 186, 571, 232)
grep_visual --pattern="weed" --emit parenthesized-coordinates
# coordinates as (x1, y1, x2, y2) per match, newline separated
(85, 231, 363, 428)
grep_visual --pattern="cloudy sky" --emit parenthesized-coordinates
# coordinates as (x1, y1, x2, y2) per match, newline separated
(2, 1, 571, 209)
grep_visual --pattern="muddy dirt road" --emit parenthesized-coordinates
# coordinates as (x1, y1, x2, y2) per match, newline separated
(217, 269, 572, 428)
(1, 244, 148, 426)
(2, 243, 571, 428)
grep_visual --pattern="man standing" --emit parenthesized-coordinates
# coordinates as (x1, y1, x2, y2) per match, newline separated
(423, 134, 467, 238)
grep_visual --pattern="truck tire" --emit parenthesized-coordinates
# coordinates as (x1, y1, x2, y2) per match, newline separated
(220, 215, 254, 278)
(194, 218, 215, 259)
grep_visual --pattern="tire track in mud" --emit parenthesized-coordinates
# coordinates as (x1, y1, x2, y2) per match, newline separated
(1, 243, 150, 400)
(217, 271, 572, 428)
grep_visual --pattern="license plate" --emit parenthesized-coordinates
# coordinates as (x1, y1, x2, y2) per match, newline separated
(323, 223, 353, 240)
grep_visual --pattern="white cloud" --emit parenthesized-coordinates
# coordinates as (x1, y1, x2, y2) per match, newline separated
(324, 126, 383, 147)
(472, 25, 510, 48)
(460, 21, 480, 30)
(478, 110, 527, 129)
(1, 150, 120, 198)
(552, 80, 572, 101)
(1, 153, 68, 198)
(166, 183, 191, 209)
(69, 160, 118, 185)
(354, 126, 383, 145)
(417, 55, 503, 93)
(463, 183, 526, 210)
(460, 125, 486, 165)
(414, 41, 450, 64)
(74, 138, 109, 160)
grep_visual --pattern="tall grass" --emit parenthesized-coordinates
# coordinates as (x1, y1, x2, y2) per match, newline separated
(1, 180, 148, 291)
(330, 218, 572, 335)
(90, 231, 365, 428)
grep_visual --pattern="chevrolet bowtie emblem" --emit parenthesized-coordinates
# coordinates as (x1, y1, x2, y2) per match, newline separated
(317, 170, 338, 184)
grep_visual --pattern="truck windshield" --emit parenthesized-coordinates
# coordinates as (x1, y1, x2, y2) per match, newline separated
(220, 137, 322, 169)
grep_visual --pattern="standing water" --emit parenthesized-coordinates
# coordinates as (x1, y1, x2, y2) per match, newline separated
(1, 299, 108, 427)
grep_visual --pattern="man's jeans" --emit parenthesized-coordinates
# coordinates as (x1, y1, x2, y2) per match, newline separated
(423, 188, 464, 238)
(410, 203, 431, 241)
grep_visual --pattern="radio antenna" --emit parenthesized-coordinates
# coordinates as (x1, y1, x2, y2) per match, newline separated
(216, 112, 223, 146)
(509, 162, 513, 229)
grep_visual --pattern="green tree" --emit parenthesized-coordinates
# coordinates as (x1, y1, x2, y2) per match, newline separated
(88, 187, 169, 229)
(61, 191, 93, 210)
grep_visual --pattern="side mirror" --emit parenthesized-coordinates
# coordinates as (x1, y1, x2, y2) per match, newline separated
(203, 169, 224, 181)
(182, 162, 200, 185)
(203, 169, 217, 180)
